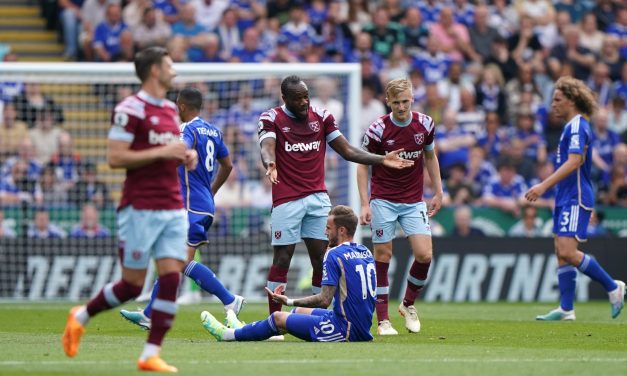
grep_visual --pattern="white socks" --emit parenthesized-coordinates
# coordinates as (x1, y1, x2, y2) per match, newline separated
(140, 343, 160, 361)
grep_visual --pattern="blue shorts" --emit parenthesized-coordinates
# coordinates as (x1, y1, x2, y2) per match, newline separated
(370, 199, 431, 243)
(286, 309, 349, 342)
(270, 192, 331, 246)
(553, 204, 591, 242)
(187, 212, 213, 247)
(117, 206, 188, 269)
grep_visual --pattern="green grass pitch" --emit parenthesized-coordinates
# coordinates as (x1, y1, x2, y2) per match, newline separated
(0, 301, 625, 375)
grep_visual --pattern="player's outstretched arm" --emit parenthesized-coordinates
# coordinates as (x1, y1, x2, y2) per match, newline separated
(265, 285, 335, 309)
(525, 153, 582, 202)
(107, 139, 187, 169)
(329, 136, 413, 169)
(211, 155, 233, 195)
(424, 149, 444, 217)
(356, 164, 372, 225)
(260, 138, 278, 184)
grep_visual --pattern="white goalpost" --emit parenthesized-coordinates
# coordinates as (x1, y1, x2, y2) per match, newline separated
(0, 62, 362, 302)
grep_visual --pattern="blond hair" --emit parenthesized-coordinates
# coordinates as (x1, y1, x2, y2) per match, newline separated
(385, 78, 412, 99)
(554, 76, 598, 117)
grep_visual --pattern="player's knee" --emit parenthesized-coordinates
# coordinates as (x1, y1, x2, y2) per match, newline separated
(271, 311, 289, 329)
(415, 253, 432, 264)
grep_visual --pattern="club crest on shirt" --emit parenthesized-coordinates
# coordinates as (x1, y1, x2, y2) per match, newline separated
(375, 228, 384, 238)
(274, 230, 282, 240)
(414, 133, 424, 145)
(309, 121, 320, 132)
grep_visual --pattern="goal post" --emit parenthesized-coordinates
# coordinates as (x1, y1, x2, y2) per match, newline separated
(0, 62, 362, 301)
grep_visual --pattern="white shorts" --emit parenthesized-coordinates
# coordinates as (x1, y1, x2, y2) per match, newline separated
(117, 206, 188, 269)
(370, 199, 431, 243)
(270, 192, 331, 246)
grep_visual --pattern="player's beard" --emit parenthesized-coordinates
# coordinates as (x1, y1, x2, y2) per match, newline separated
(327, 230, 339, 248)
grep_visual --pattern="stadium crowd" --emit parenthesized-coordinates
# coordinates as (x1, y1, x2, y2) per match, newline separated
(1, 0, 627, 238)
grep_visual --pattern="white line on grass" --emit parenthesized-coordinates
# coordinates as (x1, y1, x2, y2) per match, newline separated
(2, 358, 626, 366)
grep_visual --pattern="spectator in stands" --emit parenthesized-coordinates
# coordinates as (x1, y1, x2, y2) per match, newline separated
(34, 163, 69, 207)
(362, 7, 404, 59)
(69, 203, 110, 238)
(153, 0, 179, 24)
(348, 32, 384, 72)
(456, 88, 485, 136)
(266, 0, 294, 25)
(360, 82, 386, 133)
(429, 6, 474, 62)
(418, 83, 445, 127)
(196, 33, 224, 62)
(27, 208, 66, 239)
(578, 11, 605, 54)
(0, 102, 28, 163)
(171, 3, 211, 62)
(80, 0, 116, 61)
(508, 14, 543, 67)
(475, 64, 507, 122)
(318, 1, 353, 60)
(0, 210, 16, 238)
(68, 160, 111, 209)
(466, 146, 497, 199)
(488, 0, 519, 38)
(93, 2, 133, 62)
(268, 34, 299, 63)
(230, 27, 267, 63)
(503, 137, 537, 182)
(232, 0, 267, 31)
(508, 205, 546, 237)
(29, 108, 64, 166)
(402, 6, 428, 55)
(450, 205, 485, 237)
(310, 76, 344, 125)
(504, 63, 542, 122)
(587, 63, 613, 107)
(279, 2, 318, 58)
(548, 25, 596, 81)
(59, 0, 84, 61)
(193, 0, 230, 32)
(437, 109, 476, 177)
(166, 35, 188, 62)
(600, 35, 623, 81)
(451, 0, 475, 27)
(1, 138, 41, 181)
(477, 112, 505, 162)
(123, 0, 158, 31)
(12, 82, 64, 128)
(605, 7, 627, 58)
(482, 157, 527, 217)
(437, 61, 473, 113)
(485, 36, 518, 82)
(0, 160, 37, 206)
(446, 164, 474, 205)
(510, 107, 547, 164)
(215, 7, 241, 60)
(133, 7, 172, 50)
(608, 97, 627, 139)
(593, 108, 621, 171)
(587, 209, 611, 238)
(50, 132, 81, 189)
(469, 4, 499, 63)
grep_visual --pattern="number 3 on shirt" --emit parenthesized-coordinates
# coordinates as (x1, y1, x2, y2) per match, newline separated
(205, 139, 215, 172)
(355, 264, 376, 299)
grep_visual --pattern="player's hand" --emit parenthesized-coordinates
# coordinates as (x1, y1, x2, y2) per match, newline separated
(359, 205, 372, 225)
(264, 286, 288, 305)
(183, 149, 198, 170)
(162, 142, 187, 162)
(428, 193, 442, 217)
(266, 161, 278, 184)
(524, 183, 546, 202)
(383, 149, 414, 169)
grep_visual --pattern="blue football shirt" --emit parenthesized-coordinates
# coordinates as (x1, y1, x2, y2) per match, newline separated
(322, 242, 376, 341)
(178, 117, 229, 215)
(554, 114, 594, 209)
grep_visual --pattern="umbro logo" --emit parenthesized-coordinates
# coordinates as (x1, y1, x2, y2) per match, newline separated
(386, 139, 395, 145)
(282, 127, 291, 132)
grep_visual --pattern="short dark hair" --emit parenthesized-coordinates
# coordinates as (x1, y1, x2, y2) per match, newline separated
(329, 205, 358, 237)
(280, 75, 304, 96)
(134, 46, 169, 83)
(178, 87, 203, 111)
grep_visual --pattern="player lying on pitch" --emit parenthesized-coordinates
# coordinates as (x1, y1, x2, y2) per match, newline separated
(200, 205, 376, 342)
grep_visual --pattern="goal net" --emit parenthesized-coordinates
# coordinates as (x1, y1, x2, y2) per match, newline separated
(0, 62, 361, 302)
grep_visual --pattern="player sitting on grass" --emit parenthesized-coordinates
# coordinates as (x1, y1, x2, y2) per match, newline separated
(200, 205, 376, 342)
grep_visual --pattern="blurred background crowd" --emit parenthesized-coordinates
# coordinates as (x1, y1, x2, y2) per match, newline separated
(0, 0, 626, 239)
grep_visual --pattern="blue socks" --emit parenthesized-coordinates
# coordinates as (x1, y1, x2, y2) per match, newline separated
(184, 261, 235, 305)
(578, 254, 617, 292)
(234, 315, 279, 341)
(144, 261, 235, 319)
(557, 265, 577, 311)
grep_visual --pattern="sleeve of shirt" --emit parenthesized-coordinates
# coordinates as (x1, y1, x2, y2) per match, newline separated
(108, 100, 141, 143)
(361, 120, 383, 153)
(321, 249, 340, 287)
(258, 110, 277, 145)
(322, 109, 342, 143)
(93, 24, 106, 48)
(567, 124, 586, 155)
(181, 125, 194, 149)
(423, 114, 436, 151)
(215, 132, 230, 159)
